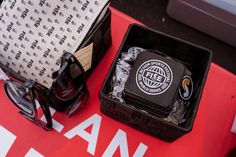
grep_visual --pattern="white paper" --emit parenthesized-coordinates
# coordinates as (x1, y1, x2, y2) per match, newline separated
(0, 0, 109, 88)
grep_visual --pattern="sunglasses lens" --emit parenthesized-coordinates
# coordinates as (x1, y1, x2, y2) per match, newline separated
(67, 89, 89, 117)
(70, 63, 83, 79)
(4, 80, 52, 130)
(54, 54, 86, 101)
(5, 81, 35, 116)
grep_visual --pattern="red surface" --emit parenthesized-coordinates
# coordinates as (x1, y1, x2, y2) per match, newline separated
(0, 8, 236, 157)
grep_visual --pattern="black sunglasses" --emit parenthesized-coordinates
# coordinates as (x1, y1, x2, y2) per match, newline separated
(50, 52, 89, 117)
(3, 52, 89, 130)
(4, 79, 53, 130)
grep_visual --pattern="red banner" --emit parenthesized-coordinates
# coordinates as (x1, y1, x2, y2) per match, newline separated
(0, 8, 236, 157)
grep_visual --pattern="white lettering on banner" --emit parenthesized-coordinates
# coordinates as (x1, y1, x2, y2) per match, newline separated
(0, 125, 17, 157)
(64, 114, 102, 156)
(102, 129, 148, 157)
(24, 148, 44, 157)
(0, 113, 149, 156)
(132, 143, 148, 157)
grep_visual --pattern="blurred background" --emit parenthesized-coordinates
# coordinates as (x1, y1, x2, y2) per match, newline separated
(111, 0, 236, 74)
(0, 0, 235, 74)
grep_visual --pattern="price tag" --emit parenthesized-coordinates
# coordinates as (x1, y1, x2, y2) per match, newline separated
(74, 43, 93, 72)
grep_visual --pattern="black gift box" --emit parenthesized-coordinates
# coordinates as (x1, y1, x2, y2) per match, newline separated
(80, 9, 112, 77)
(124, 50, 186, 118)
(99, 24, 212, 142)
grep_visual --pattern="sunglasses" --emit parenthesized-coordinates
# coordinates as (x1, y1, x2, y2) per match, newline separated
(3, 52, 89, 130)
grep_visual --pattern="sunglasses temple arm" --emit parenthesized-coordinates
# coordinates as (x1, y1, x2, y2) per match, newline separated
(35, 91, 53, 129)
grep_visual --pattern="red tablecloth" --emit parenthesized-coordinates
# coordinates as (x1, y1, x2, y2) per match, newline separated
(0, 8, 236, 157)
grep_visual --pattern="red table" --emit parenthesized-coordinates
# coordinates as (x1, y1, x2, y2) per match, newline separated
(0, 8, 236, 157)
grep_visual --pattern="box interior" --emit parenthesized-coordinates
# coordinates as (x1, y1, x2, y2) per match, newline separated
(102, 24, 212, 130)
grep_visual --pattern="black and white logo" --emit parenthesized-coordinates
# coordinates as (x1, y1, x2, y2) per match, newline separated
(136, 59, 173, 95)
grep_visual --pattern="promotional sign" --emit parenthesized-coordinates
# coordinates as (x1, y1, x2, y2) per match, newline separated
(0, 8, 236, 157)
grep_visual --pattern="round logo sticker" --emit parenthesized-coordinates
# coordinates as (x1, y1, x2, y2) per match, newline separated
(179, 76, 193, 100)
(136, 59, 173, 95)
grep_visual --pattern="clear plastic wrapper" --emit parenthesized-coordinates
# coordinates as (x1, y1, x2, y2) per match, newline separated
(121, 47, 144, 62)
(108, 59, 132, 102)
(108, 47, 144, 102)
(164, 100, 190, 125)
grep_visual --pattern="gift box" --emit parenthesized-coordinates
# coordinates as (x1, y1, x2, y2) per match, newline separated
(1, 8, 112, 111)
(80, 10, 112, 76)
(124, 50, 187, 118)
(0, 0, 112, 130)
(99, 24, 212, 142)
